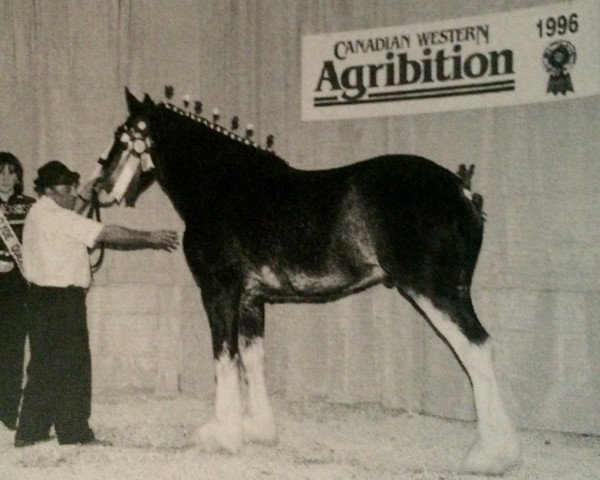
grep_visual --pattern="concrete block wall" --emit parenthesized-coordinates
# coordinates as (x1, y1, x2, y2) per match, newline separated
(86, 187, 199, 398)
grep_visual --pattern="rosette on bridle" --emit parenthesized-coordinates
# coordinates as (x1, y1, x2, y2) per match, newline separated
(543, 40, 576, 95)
(82, 119, 154, 272)
(98, 119, 155, 205)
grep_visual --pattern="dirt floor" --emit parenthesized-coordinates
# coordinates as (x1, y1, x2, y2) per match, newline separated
(0, 393, 599, 480)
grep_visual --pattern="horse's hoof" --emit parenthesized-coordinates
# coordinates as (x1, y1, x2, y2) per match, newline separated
(459, 437, 521, 475)
(191, 419, 243, 453)
(242, 414, 277, 445)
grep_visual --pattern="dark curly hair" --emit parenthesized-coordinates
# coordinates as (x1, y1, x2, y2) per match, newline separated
(0, 152, 24, 195)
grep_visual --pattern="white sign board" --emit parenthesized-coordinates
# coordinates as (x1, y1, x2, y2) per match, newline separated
(301, 0, 600, 120)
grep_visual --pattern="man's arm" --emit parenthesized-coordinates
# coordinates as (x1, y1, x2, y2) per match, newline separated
(74, 177, 99, 214)
(95, 226, 179, 251)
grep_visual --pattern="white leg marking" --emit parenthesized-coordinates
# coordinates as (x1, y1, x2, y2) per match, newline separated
(415, 297, 521, 475)
(192, 352, 243, 453)
(240, 337, 277, 444)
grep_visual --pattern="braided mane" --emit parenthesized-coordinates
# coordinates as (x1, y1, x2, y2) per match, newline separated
(156, 102, 288, 168)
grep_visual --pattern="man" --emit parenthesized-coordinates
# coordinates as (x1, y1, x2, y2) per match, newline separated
(15, 160, 178, 447)
(0, 152, 35, 431)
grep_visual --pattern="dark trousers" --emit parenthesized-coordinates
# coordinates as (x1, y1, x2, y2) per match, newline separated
(16, 285, 94, 444)
(0, 273, 27, 429)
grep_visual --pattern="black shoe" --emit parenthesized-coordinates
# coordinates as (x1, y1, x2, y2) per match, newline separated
(14, 435, 52, 448)
(79, 438, 113, 447)
(59, 434, 113, 447)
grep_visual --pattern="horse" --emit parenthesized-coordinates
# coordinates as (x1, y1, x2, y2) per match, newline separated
(96, 88, 520, 475)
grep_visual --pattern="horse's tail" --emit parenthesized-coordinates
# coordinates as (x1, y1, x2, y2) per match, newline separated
(451, 164, 485, 291)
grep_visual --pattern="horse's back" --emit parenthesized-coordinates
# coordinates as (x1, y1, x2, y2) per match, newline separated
(322, 154, 484, 295)
(187, 153, 483, 297)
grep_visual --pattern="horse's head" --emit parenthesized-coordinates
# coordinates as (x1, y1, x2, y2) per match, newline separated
(95, 88, 157, 207)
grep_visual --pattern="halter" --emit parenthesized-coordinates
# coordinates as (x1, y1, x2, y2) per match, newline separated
(86, 189, 104, 272)
(85, 119, 155, 272)
(100, 119, 155, 205)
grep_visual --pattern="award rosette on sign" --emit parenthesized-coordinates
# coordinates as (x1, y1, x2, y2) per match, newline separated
(543, 40, 577, 95)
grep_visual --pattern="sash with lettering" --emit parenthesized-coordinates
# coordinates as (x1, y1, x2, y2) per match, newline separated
(0, 208, 26, 277)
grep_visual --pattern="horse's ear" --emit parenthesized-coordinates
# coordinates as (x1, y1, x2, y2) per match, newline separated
(142, 93, 155, 107)
(125, 87, 144, 114)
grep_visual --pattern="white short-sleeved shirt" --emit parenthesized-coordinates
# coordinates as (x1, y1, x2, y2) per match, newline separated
(23, 196, 104, 288)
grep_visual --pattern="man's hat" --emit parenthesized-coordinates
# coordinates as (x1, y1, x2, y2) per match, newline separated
(33, 161, 80, 191)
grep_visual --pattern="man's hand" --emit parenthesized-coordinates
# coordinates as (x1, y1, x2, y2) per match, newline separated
(148, 230, 179, 251)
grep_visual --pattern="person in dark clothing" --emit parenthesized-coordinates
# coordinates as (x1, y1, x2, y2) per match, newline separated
(16, 160, 178, 447)
(0, 152, 35, 432)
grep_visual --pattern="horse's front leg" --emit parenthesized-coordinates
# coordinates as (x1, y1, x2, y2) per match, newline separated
(192, 280, 244, 453)
(239, 299, 277, 444)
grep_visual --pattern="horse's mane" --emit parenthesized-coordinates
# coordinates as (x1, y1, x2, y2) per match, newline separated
(155, 102, 289, 170)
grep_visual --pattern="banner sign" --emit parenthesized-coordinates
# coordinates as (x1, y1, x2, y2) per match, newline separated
(301, 0, 600, 121)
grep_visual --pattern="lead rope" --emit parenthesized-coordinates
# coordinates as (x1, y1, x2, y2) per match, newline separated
(87, 189, 105, 273)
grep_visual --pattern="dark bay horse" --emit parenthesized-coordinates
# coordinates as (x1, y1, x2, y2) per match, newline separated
(98, 89, 520, 474)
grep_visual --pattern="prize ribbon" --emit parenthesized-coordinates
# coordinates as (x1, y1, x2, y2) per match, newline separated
(543, 40, 576, 95)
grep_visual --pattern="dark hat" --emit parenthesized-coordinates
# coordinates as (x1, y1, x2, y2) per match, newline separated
(34, 160, 80, 192)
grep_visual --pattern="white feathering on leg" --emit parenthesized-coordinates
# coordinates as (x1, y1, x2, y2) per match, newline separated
(192, 351, 243, 453)
(240, 337, 277, 444)
(414, 296, 521, 475)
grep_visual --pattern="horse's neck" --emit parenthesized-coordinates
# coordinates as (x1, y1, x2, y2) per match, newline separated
(150, 112, 289, 220)
(153, 116, 278, 181)
(150, 131, 227, 220)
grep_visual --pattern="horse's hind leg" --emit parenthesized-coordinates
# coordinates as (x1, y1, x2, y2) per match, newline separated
(191, 279, 244, 453)
(238, 298, 277, 444)
(406, 291, 521, 475)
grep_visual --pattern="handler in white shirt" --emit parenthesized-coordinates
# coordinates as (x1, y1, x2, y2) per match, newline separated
(23, 194, 103, 288)
(16, 160, 178, 448)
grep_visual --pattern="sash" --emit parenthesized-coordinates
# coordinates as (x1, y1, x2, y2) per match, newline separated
(0, 208, 26, 277)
